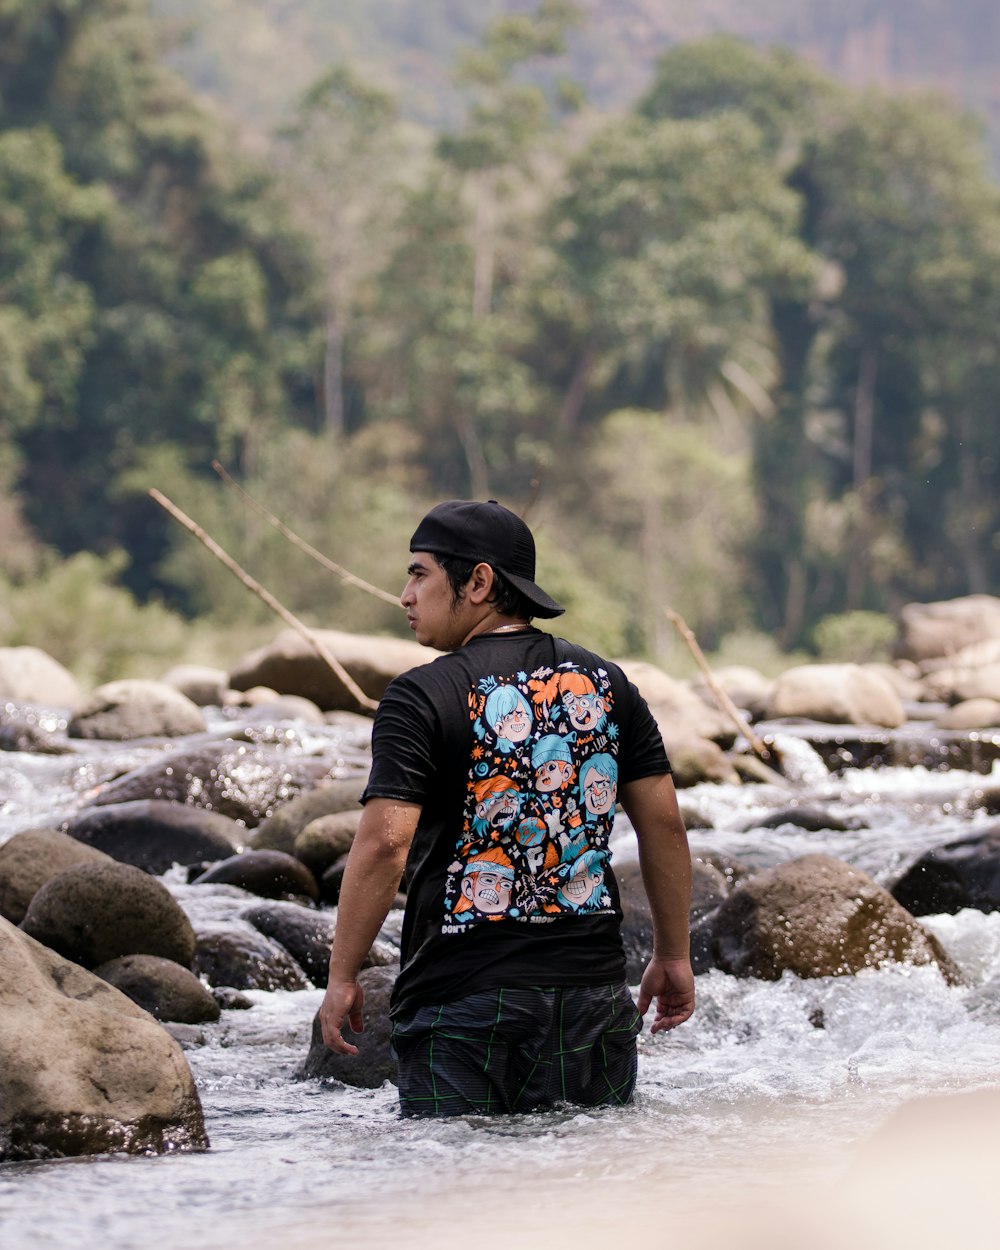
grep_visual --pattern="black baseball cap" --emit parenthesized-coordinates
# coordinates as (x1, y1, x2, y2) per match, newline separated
(409, 500, 565, 619)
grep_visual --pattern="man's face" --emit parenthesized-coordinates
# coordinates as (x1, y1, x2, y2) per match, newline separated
(462, 868, 512, 913)
(581, 764, 616, 814)
(400, 552, 466, 650)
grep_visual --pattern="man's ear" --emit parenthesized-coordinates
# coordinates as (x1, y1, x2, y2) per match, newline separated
(466, 561, 495, 606)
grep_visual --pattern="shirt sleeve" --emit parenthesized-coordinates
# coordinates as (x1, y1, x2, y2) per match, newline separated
(615, 671, 672, 783)
(360, 672, 439, 806)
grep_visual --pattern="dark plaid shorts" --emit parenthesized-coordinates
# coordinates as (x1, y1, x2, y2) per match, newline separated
(390, 982, 642, 1118)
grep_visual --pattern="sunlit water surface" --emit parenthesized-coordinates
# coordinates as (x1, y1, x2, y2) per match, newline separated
(2, 716, 1000, 1249)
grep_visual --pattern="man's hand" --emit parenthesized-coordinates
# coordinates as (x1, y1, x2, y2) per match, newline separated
(319, 977, 365, 1056)
(637, 954, 695, 1034)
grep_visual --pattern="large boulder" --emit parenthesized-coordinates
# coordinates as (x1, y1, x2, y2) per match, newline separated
(923, 663, 1000, 706)
(20, 861, 197, 969)
(895, 595, 1000, 664)
(293, 810, 362, 875)
(229, 628, 436, 712)
(936, 699, 1000, 731)
(192, 923, 310, 991)
(159, 664, 228, 707)
(713, 853, 961, 982)
(93, 954, 221, 1024)
(891, 826, 1000, 916)
(0, 918, 207, 1161)
(617, 857, 730, 981)
(766, 663, 906, 728)
(66, 800, 246, 874)
(242, 901, 335, 986)
(192, 849, 319, 903)
(615, 660, 733, 742)
(0, 647, 81, 710)
(68, 680, 207, 740)
(85, 741, 335, 826)
(297, 965, 398, 1088)
(249, 778, 366, 853)
(0, 828, 112, 925)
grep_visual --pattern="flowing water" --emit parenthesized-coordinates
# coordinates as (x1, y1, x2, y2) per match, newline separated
(2, 708, 1000, 1249)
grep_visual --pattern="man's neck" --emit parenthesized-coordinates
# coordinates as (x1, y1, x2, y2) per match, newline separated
(461, 613, 531, 646)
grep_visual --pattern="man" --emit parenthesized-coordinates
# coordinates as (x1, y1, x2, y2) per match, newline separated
(319, 499, 694, 1116)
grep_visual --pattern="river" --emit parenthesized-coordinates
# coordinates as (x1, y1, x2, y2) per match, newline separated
(2, 708, 1000, 1249)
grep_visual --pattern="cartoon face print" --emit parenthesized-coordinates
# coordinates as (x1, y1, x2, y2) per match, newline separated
(459, 853, 515, 915)
(472, 776, 523, 835)
(482, 685, 533, 751)
(556, 850, 606, 911)
(531, 734, 575, 794)
(580, 753, 618, 816)
(558, 673, 608, 733)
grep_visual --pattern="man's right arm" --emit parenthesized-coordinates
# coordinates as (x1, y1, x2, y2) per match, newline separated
(619, 773, 695, 1034)
(319, 797, 421, 1056)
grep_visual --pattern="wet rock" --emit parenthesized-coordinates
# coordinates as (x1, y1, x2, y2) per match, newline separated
(297, 965, 398, 1088)
(242, 901, 335, 986)
(713, 853, 962, 983)
(192, 923, 309, 991)
(93, 954, 221, 1024)
(895, 595, 1000, 664)
(0, 828, 112, 925)
(159, 664, 228, 707)
(293, 810, 362, 875)
(86, 741, 334, 826)
(748, 806, 868, 834)
(68, 679, 207, 740)
(617, 857, 730, 982)
(0, 918, 207, 1162)
(223, 690, 326, 725)
(66, 800, 246, 873)
(193, 849, 319, 903)
(20, 861, 197, 970)
(249, 778, 365, 853)
(891, 826, 1000, 916)
(767, 664, 905, 728)
(0, 707, 73, 755)
(212, 987, 254, 1011)
(229, 628, 434, 712)
(319, 854, 350, 905)
(0, 646, 81, 710)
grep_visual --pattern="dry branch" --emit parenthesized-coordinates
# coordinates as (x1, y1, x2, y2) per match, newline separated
(665, 607, 776, 767)
(211, 460, 399, 606)
(149, 488, 379, 714)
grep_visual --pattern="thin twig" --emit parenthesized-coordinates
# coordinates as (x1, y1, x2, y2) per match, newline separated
(149, 488, 379, 713)
(665, 608, 777, 767)
(211, 461, 399, 606)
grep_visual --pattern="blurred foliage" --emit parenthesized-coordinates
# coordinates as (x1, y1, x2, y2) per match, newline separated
(812, 611, 898, 665)
(2, 4, 1000, 681)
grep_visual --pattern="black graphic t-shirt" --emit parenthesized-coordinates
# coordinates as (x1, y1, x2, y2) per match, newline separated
(361, 628, 670, 1016)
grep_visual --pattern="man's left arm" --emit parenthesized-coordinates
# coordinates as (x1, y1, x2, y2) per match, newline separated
(619, 773, 695, 1034)
(319, 797, 421, 1055)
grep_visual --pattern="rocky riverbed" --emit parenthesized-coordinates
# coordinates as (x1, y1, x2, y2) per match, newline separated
(2, 595, 1000, 1247)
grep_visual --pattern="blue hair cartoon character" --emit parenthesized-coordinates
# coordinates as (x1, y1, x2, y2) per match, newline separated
(476, 684, 533, 754)
(531, 734, 575, 794)
(555, 847, 608, 912)
(579, 752, 618, 817)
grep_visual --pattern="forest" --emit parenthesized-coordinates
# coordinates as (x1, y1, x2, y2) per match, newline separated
(1, 0, 999, 682)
